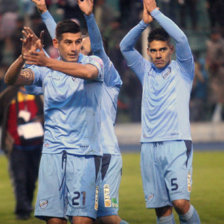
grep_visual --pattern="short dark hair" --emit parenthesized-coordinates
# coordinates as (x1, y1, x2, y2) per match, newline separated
(56, 19, 81, 41)
(148, 27, 170, 44)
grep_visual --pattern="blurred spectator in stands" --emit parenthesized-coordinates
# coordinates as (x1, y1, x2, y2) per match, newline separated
(179, 0, 198, 30)
(11, 17, 25, 59)
(30, 12, 52, 51)
(123, 70, 142, 122)
(190, 56, 208, 121)
(0, 12, 18, 39)
(206, 0, 224, 33)
(206, 28, 224, 122)
(0, 65, 7, 92)
(158, 0, 178, 23)
(58, 0, 85, 27)
(94, 0, 117, 32)
(0, 86, 43, 220)
(119, 0, 142, 28)
(0, 16, 24, 93)
(0, 0, 19, 14)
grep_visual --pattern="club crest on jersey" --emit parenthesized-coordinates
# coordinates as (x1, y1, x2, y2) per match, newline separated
(148, 68, 154, 76)
(104, 184, 111, 207)
(148, 194, 154, 201)
(162, 67, 171, 79)
(39, 200, 48, 209)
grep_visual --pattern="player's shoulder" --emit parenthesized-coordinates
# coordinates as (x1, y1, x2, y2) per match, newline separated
(80, 54, 103, 65)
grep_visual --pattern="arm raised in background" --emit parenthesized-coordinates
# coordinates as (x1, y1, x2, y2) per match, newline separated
(120, 2, 153, 84)
(78, 0, 104, 56)
(32, 0, 56, 38)
(78, 0, 121, 86)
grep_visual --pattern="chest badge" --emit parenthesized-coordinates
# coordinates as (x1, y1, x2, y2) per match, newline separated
(162, 67, 171, 79)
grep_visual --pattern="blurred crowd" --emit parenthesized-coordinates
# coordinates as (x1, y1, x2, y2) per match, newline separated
(1, 0, 224, 122)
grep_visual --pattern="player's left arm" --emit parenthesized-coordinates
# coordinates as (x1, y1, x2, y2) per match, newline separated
(80, 1, 121, 86)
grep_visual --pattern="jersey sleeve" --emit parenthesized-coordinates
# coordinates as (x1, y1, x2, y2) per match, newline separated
(26, 65, 45, 87)
(84, 14, 122, 87)
(41, 10, 56, 39)
(120, 20, 149, 84)
(25, 85, 43, 95)
(84, 55, 104, 82)
(151, 9, 194, 80)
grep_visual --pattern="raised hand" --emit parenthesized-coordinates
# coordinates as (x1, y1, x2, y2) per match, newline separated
(142, 1, 153, 24)
(21, 27, 43, 54)
(143, 0, 157, 13)
(21, 27, 45, 66)
(23, 27, 44, 47)
(23, 49, 48, 67)
(77, 0, 94, 16)
(31, 0, 47, 13)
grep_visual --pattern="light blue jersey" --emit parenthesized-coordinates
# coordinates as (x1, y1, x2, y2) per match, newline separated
(25, 85, 43, 95)
(120, 9, 194, 142)
(85, 14, 122, 155)
(41, 11, 122, 155)
(27, 54, 104, 155)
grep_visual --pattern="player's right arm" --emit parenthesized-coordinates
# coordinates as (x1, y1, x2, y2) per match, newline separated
(120, 2, 153, 84)
(78, 0, 105, 57)
(4, 56, 34, 85)
(32, 0, 56, 39)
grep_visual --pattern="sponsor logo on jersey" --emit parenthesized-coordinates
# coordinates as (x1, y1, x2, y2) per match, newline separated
(104, 184, 111, 207)
(39, 200, 48, 209)
(111, 198, 118, 208)
(94, 186, 99, 210)
(187, 172, 191, 192)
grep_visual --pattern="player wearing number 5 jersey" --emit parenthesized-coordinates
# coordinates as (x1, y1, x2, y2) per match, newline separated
(120, 0, 200, 223)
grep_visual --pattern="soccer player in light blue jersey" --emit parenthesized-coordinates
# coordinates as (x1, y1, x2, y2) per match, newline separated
(120, 0, 200, 223)
(4, 18, 104, 224)
(29, 0, 128, 223)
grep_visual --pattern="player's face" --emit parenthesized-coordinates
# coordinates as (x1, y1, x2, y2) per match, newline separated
(147, 40, 174, 69)
(81, 37, 91, 56)
(53, 32, 82, 62)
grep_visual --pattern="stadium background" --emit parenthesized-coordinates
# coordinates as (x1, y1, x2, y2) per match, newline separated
(0, 0, 224, 223)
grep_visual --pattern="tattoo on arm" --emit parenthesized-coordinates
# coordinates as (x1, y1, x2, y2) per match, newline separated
(18, 69, 35, 85)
